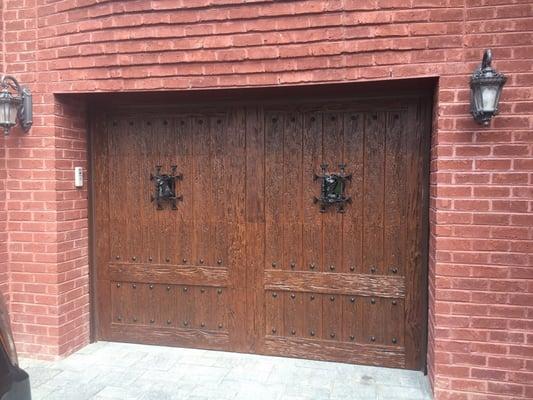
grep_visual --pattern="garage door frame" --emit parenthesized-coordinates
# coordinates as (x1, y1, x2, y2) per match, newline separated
(87, 79, 434, 371)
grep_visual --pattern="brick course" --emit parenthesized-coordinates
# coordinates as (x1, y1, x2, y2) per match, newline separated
(0, 1, 532, 399)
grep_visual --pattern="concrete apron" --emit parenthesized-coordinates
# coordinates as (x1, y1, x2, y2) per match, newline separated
(20, 341, 433, 400)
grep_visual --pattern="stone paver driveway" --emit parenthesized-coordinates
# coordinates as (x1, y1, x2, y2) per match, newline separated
(21, 341, 433, 400)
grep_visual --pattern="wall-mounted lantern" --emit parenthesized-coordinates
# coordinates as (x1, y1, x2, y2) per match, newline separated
(0, 75, 32, 136)
(470, 49, 507, 126)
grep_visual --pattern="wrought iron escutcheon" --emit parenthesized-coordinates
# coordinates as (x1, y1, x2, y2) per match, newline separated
(313, 163, 352, 213)
(150, 165, 183, 210)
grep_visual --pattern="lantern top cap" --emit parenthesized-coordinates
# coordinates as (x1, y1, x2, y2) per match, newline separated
(0, 75, 23, 99)
(471, 49, 507, 83)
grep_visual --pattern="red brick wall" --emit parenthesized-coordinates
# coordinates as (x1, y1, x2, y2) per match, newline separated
(1, 1, 532, 398)
(0, 0, 7, 297)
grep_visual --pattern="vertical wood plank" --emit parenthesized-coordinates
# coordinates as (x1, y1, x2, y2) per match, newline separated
(265, 291, 283, 337)
(193, 115, 213, 267)
(322, 112, 343, 274)
(386, 297, 405, 347)
(174, 115, 194, 266)
(140, 117, 159, 265)
(159, 284, 176, 328)
(341, 295, 363, 343)
(180, 284, 195, 329)
(303, 292, 323, 340)
(110, 281, 123, 325)
(245, 106, 265, 351)
(226, 107, 247, 350)
(107, 118, 127, 261)
(384, 111, 405, 277)
(213, 113, 228, 270)
(283, 291, 305, 339)
(283, 111, 303, 272)
(126, 119, 143, 263)
(404, 99, 431, 370)
(264, 112, 284, 272)
(342, 113, 364, 274)
(302, 111, 322, 273)
(363, 112, 385, 275)
(321, 112, 344, 343)
(322, 293, 342, 342)
(157, 118, 179, 265)
(361, 296, 386, 345)
(214, 286, 228, 332)
(93, 117, 111, 338)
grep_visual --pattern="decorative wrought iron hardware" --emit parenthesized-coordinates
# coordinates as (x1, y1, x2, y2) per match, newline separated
(150, 165, 183, 210)
(313, 163, 352, 213)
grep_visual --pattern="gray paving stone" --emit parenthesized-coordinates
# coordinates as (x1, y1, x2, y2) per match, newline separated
(92, 386, 141, 400)
(24, 366, 63, 388)
(330, 381, 378, 400)
(377, 384, 429, 400)
(27, 385, 56, 400)
(41, 381, 106, 400)
(21, 341, 432, 400)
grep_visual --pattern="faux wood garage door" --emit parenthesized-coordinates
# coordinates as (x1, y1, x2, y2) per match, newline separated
(92, 95, 431, 370)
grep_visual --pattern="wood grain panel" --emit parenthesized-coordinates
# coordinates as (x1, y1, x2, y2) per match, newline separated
(283, 112, 303, 272)
(265, 290, 283, 337)
(284, 291, 305, 338)
(140, 118, 159, 265)
(93, 95, 431, 370)
(245, 106, 265, 350)
(263, 336, 405, 368)
(342, 113, 364, 274)
(212, 115, 229, 271)
(342, 295, 363, 343)
(322, 112, 343, 274)
(157, 118, 180, 266)
(213, 285, 228, 332)
(361, 296, 386, 345)
(384, 111, 405, 277)
(109, 324, 230, 349)
(107, 119, 128, 261)
(302, 112, 322, 273)
(303, 292, 322, 340)
(264, 111, 284, 273)
(174, 116, 194, 265)
(322, 293, 342, 342)
(363, 112, 385, 275)
(264, 270, 405, 298)
(159, 284, 176, 328)
(404, 100, 431, 370)
(225, 108, 247, 350)
(193, 115, 214, 268)
(108, 264, 229, 287)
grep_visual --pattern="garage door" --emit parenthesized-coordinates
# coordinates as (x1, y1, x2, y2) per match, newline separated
(92, 95, 431, 370)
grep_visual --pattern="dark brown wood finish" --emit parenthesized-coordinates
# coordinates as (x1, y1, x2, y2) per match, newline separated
(92, 94, 431, 370)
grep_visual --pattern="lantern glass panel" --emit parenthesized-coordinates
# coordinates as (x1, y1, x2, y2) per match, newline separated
(472, 85, 482, 112)
(481, 84, 499, 112)
(0, 92, 19, 128)
(0, 101, 9, 126)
